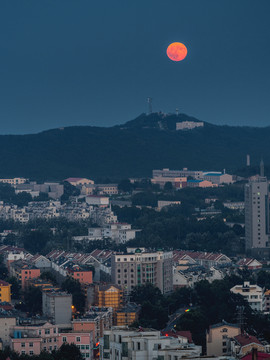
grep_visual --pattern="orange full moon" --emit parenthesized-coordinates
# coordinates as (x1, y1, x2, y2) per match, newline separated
(167, 42, 187, 61)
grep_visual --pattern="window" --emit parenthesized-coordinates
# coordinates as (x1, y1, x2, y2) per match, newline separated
(76, 337, 81, 342)
(223, 341, 227, 346)
(62, 337, 67, 342)
(81, 345, 85, 349)
(21, 351, 26, 355)
(49, 346, 52, 351)
(45, 329, 50, 335)
(137, 342, 141, 350)
(29, 351, 34, 356)
(21, 343, 25, 348)
(29, 342, 33, 347)
(54, 328, 57, 334)
(39, 330, 41, 335)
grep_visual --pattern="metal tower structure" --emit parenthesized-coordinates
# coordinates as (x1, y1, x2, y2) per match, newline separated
(147, 97, 152, 114)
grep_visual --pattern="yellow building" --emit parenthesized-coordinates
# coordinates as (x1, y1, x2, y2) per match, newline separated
(96, 285, 123, 310)
(115, 303, 140, 326)
(0, 280, 11, 303)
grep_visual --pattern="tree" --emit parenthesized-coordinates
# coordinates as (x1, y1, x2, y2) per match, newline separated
(118, 179, 132, 193)
(164, 182, 173, 191)
(23, 286, 42, 314)
(61, 278, 85, 312)
(7, 276, 20, 299)
(54, 343, 83, 360)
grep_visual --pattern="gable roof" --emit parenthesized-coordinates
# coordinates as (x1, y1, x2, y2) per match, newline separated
(234, 334, 262, 346)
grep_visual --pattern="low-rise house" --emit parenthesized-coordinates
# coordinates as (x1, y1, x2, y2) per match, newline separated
(237, 258, 263, 270)
(64, 178, 94, 186)
(187, 179, 216, 188)
(173, 250, 232, 269)
(231, 333, 269, 357)
(230, 282, 264, 311)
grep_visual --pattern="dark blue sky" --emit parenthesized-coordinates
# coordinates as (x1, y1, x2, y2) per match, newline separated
(1, 0, 270, 134)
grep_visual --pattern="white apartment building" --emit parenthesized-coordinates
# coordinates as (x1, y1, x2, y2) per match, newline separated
(86, 195, 109, 207)
(153, 168, 203, 180)
(245, 176, 270, 253)
(111, 250, 173, 294)
(230, 282, 264, 311)
(100, 328, 202, 360)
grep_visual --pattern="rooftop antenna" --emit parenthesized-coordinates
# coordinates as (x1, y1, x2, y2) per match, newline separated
(147, 97, 152, 115)
(176, 108, 179, 116)
(260, 159, 264, 177)
(246, 154, 250, 167)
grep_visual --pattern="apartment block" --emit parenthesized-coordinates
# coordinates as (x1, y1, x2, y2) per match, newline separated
(230, 282, 264, 311)
(0, 280, 11, 303)
(42, 291, 72, 324)
(111, 250, 173, 294)
(95, 284, 123, 310)
(245, 176, 270, 254)
(206, 321, 240, 356)
(100, 327, 201, 360)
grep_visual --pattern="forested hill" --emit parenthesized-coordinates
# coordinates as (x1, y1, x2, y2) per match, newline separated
(0, 112, 269, 181)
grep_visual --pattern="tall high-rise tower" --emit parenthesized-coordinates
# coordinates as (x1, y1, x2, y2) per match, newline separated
(245, 174, 269, 256)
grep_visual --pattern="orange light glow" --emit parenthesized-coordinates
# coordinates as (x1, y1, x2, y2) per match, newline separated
(167, 42, 187, 62)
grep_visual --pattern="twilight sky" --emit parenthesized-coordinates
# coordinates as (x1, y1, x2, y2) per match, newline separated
(1, 0, 270, 134)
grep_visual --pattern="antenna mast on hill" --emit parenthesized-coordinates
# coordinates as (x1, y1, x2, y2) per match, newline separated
(176, 108, 179, 116)
(147, 97, 153, 115)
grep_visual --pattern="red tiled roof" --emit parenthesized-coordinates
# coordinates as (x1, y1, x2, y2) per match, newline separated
(241, 352, 270, 360)
(0, 280, 10, 286)
(234, 334, 262, 346)
(161, 330, 193, 343)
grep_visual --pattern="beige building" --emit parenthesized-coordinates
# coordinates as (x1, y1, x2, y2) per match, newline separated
(0, 178, 27, 186)
(151, 176, 187, 189)
(111, 249, 173, 294)
(64, 177, 94, 186)
(207, 321, 240, 356)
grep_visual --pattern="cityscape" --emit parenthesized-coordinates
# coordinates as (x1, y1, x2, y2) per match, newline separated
(1, 1, 270, 360)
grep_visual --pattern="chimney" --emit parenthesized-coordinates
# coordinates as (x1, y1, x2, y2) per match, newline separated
(252, 348, 258, 360)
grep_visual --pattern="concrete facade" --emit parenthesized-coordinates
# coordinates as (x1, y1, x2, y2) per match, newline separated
(245, 177, 270, 253)
(42, 291, 72, 324)
(111, 250, 173, 294)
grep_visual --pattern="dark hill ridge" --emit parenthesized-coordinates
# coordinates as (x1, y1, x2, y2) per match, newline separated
(0, 113, 269, 181)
